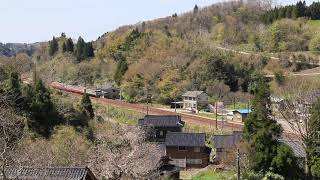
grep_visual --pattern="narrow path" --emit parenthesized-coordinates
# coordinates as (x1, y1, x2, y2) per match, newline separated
(216, 46, 319, 66)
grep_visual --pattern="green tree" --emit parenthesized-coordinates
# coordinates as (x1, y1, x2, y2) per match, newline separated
(194, 4, 199, 13)
(3, 72, 23, 107)
(296, 0, 306, 18)
(308, 98, 320, 176)
(309, 34, 320, 52)
(75, 36, 86, 61)
(48, 36, 59, 56)
(66, 38, 74, 52)
(62, 42, 67, 53)
(271, 144, 301, 179)
(274, 71, 286, 85)
(114, 56, 128, 86)
(26, 80, 58, 137)
(80, 92, 94, 119)
(243, 75, 282, 172)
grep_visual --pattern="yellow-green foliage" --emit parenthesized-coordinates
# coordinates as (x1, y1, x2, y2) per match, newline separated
(50, 126, 90, 166)
(38, 53, 115, 85)
(309, 33, 320, 51)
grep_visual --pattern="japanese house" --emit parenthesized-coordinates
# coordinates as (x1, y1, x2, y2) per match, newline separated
(232, 109, 253, 122)
(165, 132, 211, 168)
(0, 166, 97, 180)
(181, 91, 208, 111)
(138, 115, 184, 141)
(212, 131, 243, 163)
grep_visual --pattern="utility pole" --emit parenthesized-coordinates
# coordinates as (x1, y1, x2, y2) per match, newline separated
(215, 102, 218, 130)
(237, 148, 240, 180)
(174, 99, 177, 113)
(147, 99, 149, 115)
(107, 104, 110, 121)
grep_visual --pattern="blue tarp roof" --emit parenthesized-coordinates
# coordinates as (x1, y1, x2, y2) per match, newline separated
(233, 109, 253, 114)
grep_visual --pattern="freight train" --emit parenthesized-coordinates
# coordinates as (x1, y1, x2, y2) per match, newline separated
(51, 82, 120, 99)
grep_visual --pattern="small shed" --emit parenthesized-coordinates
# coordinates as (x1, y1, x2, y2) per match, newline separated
(232, 109, 253, 122)
(212, 131, 243, 163)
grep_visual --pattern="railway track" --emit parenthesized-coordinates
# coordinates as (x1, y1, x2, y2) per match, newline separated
(95, 97, 243, 131)
(50, 82, 243, 131)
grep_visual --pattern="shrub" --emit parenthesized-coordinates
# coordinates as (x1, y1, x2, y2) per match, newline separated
(309, 34, 320, 52)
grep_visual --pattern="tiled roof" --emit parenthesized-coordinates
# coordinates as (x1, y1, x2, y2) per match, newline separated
(0, 167, 96, 180)
(165, 132, 206, 147)
(182, 91, 205, 97)
(233, 109, 253, 114)
(280, 139, 306, 158)
(213, 131, 242, 149)
(138, 115, 184, 127)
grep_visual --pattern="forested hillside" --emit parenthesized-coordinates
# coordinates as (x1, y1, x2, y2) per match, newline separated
(3, 1, 320, 179)
(2, 1, 320, 105)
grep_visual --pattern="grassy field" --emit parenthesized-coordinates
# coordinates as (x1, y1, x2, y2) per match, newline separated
(194, 112, 222, 119)
(52, 91, 144, 126)
(226, 102, 248, 110)
(181, 169, 236, 180)
(306, 20, 320, 31)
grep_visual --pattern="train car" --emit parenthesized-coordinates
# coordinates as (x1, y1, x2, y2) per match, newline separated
(51, 82, 84, 95)
(85, 88, 103, 98)
(51, 82, 120, 99)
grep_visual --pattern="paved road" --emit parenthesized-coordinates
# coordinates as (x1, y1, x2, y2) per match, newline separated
(216, 46, 319, 66)
(266, 72, 320, 78)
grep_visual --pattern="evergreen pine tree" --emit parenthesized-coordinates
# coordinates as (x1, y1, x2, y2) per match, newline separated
(75, 36, 85, 61)
(114, 57, 128, 85)
(80, 92, 94, 118)
(62, 42, 67, 52)
(285, 6, 293, 18)
(243, 75, 282, 172)
(295, 0, 306, 18)
(194, 4, 199, 13)
(48, 36, 59, 56)
(3, 72, 22, 107)
(27, 79, 57, 137)
(308, 98, 320, 176)
(66, 38, 74, 52)
(86, 42, 94, 57)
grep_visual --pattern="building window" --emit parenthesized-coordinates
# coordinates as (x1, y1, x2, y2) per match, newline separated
(187, 159, 202, 165)
(159, 131, 163, 136)
(194, 147, 200, 152)
(178, 146, 187, 151)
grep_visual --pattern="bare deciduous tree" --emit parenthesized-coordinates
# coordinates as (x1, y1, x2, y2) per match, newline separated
(279, 90, 320, 174)
(0, 98, 25, 179)
(88, 124, 164, 179)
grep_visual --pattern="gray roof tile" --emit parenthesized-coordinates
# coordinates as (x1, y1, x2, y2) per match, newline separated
(213, 131, 243, 149)
(1, 167, 96, 180)
(280, 139, 306, 158)
(165, 132, 206, 147)
(138, 115, 184, 127)
(182, 91, 205, 97)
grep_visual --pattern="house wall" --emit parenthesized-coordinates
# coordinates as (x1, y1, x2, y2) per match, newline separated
(196, 93, 208, 106)
(233, 112, 249, 122)
(215, 148, 237, 164)
(166, 146, 209, 168)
